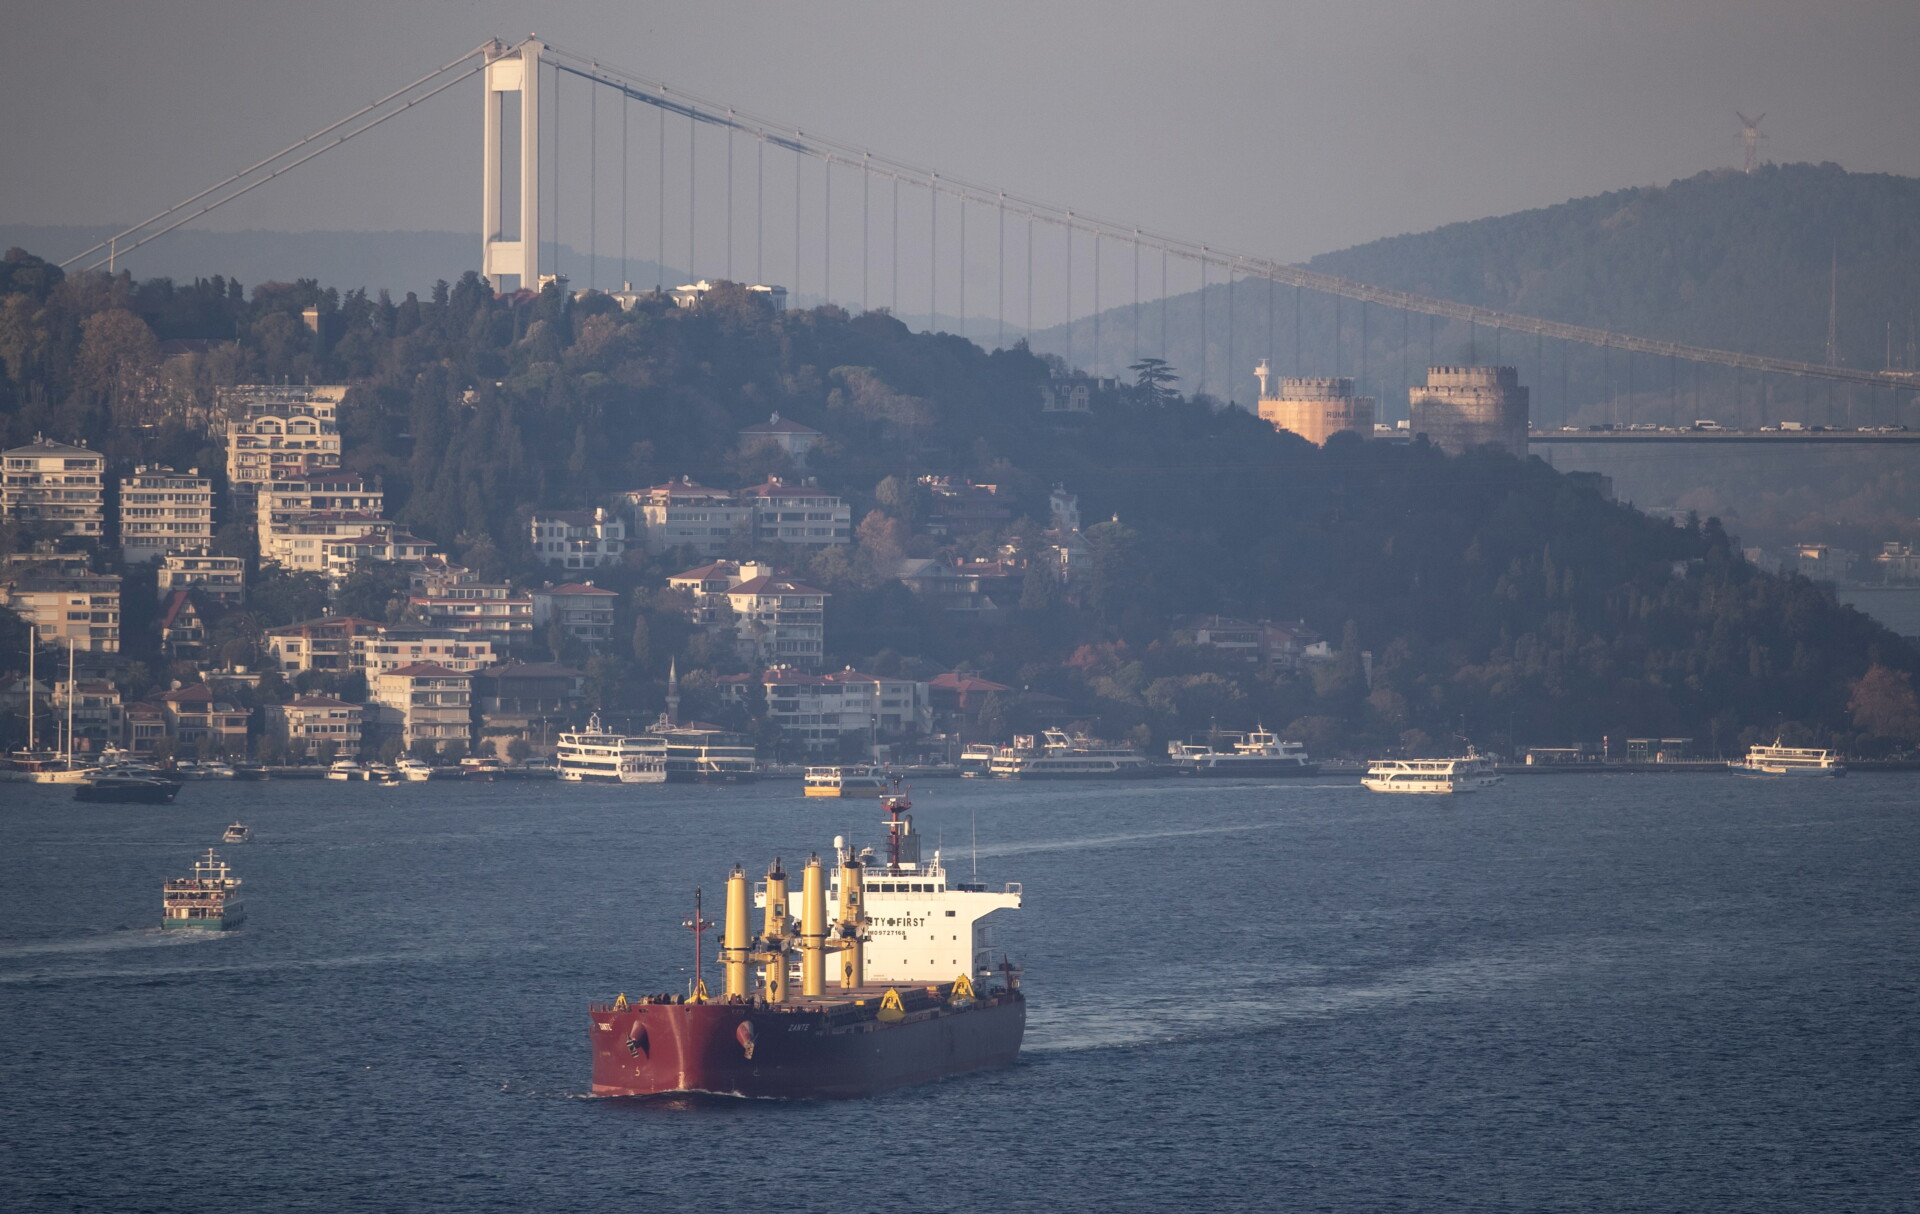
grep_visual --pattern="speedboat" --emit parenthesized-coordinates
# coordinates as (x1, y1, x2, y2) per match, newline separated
(222, 823, 250, 843)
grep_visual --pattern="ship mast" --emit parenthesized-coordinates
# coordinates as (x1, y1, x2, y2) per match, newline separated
(682, 887, 712, 1002)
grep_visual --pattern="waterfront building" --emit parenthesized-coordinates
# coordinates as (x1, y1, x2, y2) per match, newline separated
(269, 695, 364, 755)
(473, 661, 584, 756)
(158, 683, 250, 754)
(2, 436, 105, 540)
(123, 700, 166, 754)
(371, 662, 473, 753)
(53, 679, 122, 755)
(118, 465, 213, 562)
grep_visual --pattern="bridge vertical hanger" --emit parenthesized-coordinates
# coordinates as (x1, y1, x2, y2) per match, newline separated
(483, 38, 543, 291)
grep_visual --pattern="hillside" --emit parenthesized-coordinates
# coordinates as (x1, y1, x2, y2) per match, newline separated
(1, 244, 1917, 757)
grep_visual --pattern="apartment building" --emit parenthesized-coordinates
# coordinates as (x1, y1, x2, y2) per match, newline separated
(0, 569, 122, 653)
(2, 436, 105, 540)
(118, 465, 214, 561)
(269, 695, 364, 753)
(531, 582, 618, 644)
(157, 683, 250, 753)
(159, 550, 245, 605)
(622, 477, 752, 555)
(406, 581, 535, 646)
(724, 572, 828, 667)
(53, 679, 123, 755)
(530, 507, 626, 570)
(715, 666, 930, 751)
(371, 662, 472, 752)
(737, 478, 852, 547)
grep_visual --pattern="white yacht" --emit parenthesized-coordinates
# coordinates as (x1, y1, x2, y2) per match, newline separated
(1362, 751, 1504, 794)
(1732, 740, 1846, 777)
(557, 714, 668, 784)
(325, 758, 368, 781)
(395, 756, 436, 782)
(989, 729, 1165, 779)
(1169, 728, 1319, 777)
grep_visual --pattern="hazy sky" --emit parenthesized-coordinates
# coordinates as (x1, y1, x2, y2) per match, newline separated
(10, 1, 1920, 269)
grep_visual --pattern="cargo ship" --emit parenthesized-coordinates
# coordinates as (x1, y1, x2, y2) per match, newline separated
(162, 849, 244, 930)
(589, 788, 1024, 1099)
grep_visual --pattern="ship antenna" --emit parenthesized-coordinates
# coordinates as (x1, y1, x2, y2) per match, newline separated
(971, 807, 978, 881)
(683, 887, 713, 1002)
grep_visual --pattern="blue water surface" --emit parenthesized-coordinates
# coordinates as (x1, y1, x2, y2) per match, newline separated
(2, 773, 1915, 1212)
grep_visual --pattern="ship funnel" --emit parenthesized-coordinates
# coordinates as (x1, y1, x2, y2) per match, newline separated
(722, 863, 751, 1000)
(799, 853, 827, 997)
(762, 858, 790, 1003)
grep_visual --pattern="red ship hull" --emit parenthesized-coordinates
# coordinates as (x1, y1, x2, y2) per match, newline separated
(589, 989, 1025, 1099)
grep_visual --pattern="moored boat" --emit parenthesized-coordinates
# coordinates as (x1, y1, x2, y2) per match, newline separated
(1362, 751, 1503, 794)
(989, 729, 1165, 779)
(75, 771, 183, 804)
(163, 849, 244, 930)
(802, 765, 888, 797)
(395, 756, 436, 782)
(557, 714, 668, 783)
(1732, 739, 1847, 777)
(325, 758, 367, 781)
(1169, 728, 1320, 777)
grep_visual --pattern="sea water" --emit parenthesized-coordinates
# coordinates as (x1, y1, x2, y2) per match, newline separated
(2, 773, 1914, 1211)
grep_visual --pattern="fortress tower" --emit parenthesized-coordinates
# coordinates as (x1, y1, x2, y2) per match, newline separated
(1256, 364, 1375, 446)
(1408, 366, 1528, 456)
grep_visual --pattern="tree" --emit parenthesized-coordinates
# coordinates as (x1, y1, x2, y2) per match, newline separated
(1128, 357, 1179, 400)
(1848, 664, 1920, 744)
(333, 560, 413, 623)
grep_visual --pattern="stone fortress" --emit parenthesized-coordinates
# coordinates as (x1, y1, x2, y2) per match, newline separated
(1254, 361, 1375, 446)
(1254, 359, 1530, 458)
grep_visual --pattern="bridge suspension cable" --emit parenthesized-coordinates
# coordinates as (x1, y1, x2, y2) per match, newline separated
(539, 36, 1911, 392)
(60, 42, 497, 273)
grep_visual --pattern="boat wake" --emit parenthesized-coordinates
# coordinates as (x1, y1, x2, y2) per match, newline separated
(1023, 946, 1578, 1055)
(971, 820, 1290, 860)
(0, 926, 228, 960)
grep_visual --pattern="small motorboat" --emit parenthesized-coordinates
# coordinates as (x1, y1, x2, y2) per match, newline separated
(222, 823, 250, 843)
(74, 772, 183, 804)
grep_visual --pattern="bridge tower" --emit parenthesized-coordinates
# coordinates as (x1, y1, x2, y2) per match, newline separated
(482, 38, 543, 291)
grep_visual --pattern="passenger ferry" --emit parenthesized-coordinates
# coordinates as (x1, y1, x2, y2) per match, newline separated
(163, 849, 245, 931)
(958, 743, 998, 778)
(988, 730, 1164, 779)
(658, 727, 760, 783)
(556, 714, 668, 784)
(803, 766, 888, 797)
(1732, 740, 1847, 777)
(1168, 728, 1319, 777)
(1362, 752, 1504, 794)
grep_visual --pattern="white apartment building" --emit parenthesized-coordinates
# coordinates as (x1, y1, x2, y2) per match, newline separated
(407, 581, 535, 646)
(531, 582, 619, 644)
(355, 628, 498, 677)
(226, 408, 342, 491)
(724, 571, 828, 667)
(623, 478, 752, 555)
(737, 478, 852, 547)
(271, 695, 364, 753)
(159, 551, 246, 605)
(530, 507, 626, 569)
(264, 514, 393, 573)
(2, 436, 105, 540)
(715, 666, 931, 751)
(322, 530, 434, 587)
(119, 465, 213, 562)
(256, 473, 384, 533)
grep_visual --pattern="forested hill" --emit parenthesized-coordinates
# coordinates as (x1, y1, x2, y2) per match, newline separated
(1037, 163, 1920, 423)
(1, 246, 1916, 755)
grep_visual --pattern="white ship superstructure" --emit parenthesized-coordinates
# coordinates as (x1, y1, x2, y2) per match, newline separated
(757, 788, 1020, 984)
(1169, 728, 1318, 777)
(557, 713, 668, 783)
(1362, 752, 1503, 794)
(1733, 740, 1846, 777)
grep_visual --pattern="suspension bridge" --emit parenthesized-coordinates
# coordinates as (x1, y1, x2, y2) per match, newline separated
(54, 35, 1920, 437)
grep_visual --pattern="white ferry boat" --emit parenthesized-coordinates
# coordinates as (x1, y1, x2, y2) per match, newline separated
(657, 727, 760, 784)
(556, 714, 668, 784)
(803, 766, 888, 798)
(1362, 752, 1504, 794)
(988, 730, 1165, 779)
(958, 743, 998, 778)
(1732, 739, 1847, 777)
(755, 782, 1021, 985)
(163, 849, 244, 931)
(1168, 728, 1319, 777)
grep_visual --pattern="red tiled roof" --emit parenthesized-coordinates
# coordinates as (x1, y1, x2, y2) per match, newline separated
(929, 672, 1012, 694)
(669, 561, 740, 581)
(158, 588, 197, 629)
(160, 683, 215, 704)
(382, 662, 466, 678)
(727, 575, 826, 596)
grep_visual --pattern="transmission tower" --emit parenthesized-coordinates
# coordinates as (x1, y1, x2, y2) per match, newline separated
(1736, 112, 1766, 175)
